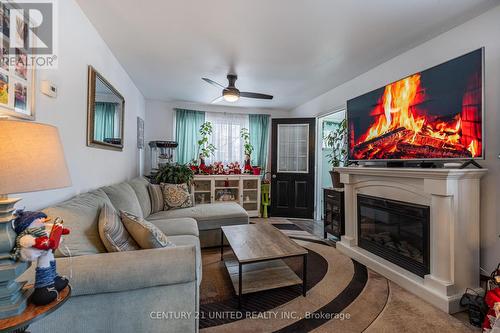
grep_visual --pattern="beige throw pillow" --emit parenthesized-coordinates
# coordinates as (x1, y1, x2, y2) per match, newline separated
(120, 211, 174, 249)
(98, 203, 140, 252)
(148, 183, 164, 213)
(161, 183, 193, 211)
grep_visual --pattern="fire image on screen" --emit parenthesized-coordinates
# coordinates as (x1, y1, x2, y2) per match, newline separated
(347, 49, 483, 161)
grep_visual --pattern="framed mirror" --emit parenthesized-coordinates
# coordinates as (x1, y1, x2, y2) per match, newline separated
(87, 65, 125, 151)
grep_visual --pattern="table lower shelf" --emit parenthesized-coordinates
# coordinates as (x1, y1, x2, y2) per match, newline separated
(223, 255, 302, 295)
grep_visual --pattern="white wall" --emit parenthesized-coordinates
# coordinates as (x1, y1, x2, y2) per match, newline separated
(15, 0, 145, 210)
(290, 6, 500, 273)
(144, 99, 288, 173)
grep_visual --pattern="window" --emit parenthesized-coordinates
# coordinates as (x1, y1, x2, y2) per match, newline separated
(277, 123, 309, 173)
(205, 112, 249, 164)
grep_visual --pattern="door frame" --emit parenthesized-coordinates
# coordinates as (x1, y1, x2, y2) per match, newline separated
(314, 106, 347, 220)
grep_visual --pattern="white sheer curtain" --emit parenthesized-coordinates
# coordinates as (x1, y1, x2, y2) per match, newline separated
(206, 112, 249, 164)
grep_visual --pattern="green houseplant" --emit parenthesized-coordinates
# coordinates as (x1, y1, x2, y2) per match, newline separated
(154, 163, 194, 185)
(325, 118, 347, 188)
(240, 128, 254, 156)
(240, 128, 255, 173)
(196, 121, 216, 163)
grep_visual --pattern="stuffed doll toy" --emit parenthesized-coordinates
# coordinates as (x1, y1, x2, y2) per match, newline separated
(243, 154, 252, 173)
(11, 210, 70, 305)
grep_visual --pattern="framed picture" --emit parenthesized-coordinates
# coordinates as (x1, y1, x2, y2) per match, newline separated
(0, 2, 35, 120)
(137, 116, 145, 149)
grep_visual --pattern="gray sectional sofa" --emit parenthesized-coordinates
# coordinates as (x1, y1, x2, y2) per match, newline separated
(19, 177, 249, 333)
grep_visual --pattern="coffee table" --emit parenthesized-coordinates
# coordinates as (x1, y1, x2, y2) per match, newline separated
(221, 223, 308, 308)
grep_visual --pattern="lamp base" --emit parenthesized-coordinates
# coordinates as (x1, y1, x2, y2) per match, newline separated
(0, 196, 31, 319)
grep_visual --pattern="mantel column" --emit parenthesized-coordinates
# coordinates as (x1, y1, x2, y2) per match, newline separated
(340, 173, 356, 246)
(424, 179, 455, 290)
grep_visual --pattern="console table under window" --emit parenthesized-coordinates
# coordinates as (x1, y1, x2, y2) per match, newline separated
(192, 175, 261, 217)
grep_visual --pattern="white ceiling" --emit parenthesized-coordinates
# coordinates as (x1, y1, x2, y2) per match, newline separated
(76, 0, 499, 110)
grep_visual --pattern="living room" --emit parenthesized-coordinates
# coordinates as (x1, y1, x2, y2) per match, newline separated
(0, 0, 499, 332)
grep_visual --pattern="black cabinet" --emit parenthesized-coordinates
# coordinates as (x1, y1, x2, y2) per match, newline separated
(324, 188, 345, 240)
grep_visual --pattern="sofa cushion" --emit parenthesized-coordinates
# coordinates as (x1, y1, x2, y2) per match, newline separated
(121, 211, 174, 249)
(98, 203, 140, 252)
(168, 235, 202, 284)
(161, 183, 193, 211)
(43, 189, 110, 257)
(148, 218, 199, 237)
(148, 183, 163, 214)
(147, 202, 248, 231)
(127, 177, 152, 217)
(102, 183, 144, 218)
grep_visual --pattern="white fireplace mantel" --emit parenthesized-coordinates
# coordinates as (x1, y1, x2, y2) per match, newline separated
(336, 166, 487, 313)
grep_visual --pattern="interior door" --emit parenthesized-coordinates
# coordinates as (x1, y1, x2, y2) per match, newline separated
(271, 118, 315, 219)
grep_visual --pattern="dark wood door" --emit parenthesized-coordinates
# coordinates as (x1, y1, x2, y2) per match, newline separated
(271, 118, 315, 218)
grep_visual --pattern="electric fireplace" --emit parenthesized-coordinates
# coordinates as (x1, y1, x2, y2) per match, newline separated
(347, 48, 484, 161)
(357, 194, 430, 278)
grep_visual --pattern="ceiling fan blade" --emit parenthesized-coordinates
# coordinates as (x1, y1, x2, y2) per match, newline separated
(240, 92, 273, 100)
(202, 78, 226, 89)
(210, 96, 224, 104)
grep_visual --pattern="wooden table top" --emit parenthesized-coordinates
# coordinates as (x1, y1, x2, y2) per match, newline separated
(222, 223, 307, 263)
(0, 285, 71, 332)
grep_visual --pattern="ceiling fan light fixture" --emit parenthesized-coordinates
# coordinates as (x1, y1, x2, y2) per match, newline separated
(223, 89, 240, 102)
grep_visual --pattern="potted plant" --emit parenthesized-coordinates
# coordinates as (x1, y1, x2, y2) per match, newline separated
(325, 118, 347, 188)
(154, 163, 194, 185)
(240, 128, 254, 174)
(195, 121, 216, 174)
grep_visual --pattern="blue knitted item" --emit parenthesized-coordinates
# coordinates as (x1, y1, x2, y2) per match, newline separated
(35, 266, 55, 288)
(13, 210, 47, 234)
(50, 260, 56, 271)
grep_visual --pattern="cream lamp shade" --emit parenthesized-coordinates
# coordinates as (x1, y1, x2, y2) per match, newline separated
(0, 120, 71, 195)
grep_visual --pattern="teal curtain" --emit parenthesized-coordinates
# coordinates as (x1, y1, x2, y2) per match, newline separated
(175, 108, 206, 164)
(94, 102, 117, 141)
(249, 114, 270, 169)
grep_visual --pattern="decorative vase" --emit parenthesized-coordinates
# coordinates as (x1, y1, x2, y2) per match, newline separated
(329, 170, 344, 188)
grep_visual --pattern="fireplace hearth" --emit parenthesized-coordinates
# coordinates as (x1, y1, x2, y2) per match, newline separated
(336, 166, 487, 313)
(357, 194, 430, 278)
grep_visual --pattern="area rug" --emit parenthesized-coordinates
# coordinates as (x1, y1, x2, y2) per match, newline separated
(199, 218, 480, 332)
(199, 219, 370, 332)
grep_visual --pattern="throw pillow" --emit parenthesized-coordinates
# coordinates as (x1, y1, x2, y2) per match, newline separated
(148, 183, 164, 214)
(120, 211, 174, 249)
(161, 183, 193, 211)
(98, 203, 140, 252)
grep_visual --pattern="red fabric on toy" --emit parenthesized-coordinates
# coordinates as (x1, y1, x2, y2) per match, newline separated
(482, 288, 500, 329)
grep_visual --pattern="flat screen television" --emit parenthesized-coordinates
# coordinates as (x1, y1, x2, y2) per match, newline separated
(347, 48, 484, 161)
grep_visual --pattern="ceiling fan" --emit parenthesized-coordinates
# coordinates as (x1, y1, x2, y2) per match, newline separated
(202, 74, 273, 103)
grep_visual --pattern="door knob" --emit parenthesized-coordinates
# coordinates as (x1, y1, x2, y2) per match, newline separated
(272, 174, 277, 178)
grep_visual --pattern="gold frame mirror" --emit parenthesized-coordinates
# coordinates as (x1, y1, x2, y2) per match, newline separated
(86, 65, 125, 151)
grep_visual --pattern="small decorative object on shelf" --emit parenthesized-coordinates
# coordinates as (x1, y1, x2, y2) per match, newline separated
(252, 166, 261, 175)
(11, 211, 70, 306)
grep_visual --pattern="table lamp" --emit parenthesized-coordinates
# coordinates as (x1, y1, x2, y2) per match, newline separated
(0, 120, 71, 318)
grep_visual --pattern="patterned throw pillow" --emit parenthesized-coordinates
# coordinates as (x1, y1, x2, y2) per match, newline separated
(148, 183, 164, 213)
(120, 211, 174, 249)
(161, 183, 193, 211)
(98, 203, 140, 252)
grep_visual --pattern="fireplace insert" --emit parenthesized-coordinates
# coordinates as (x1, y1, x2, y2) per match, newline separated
(357, 194, 430, 277)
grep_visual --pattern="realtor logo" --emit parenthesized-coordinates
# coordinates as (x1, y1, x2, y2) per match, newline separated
(0, 0, 57, 68)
